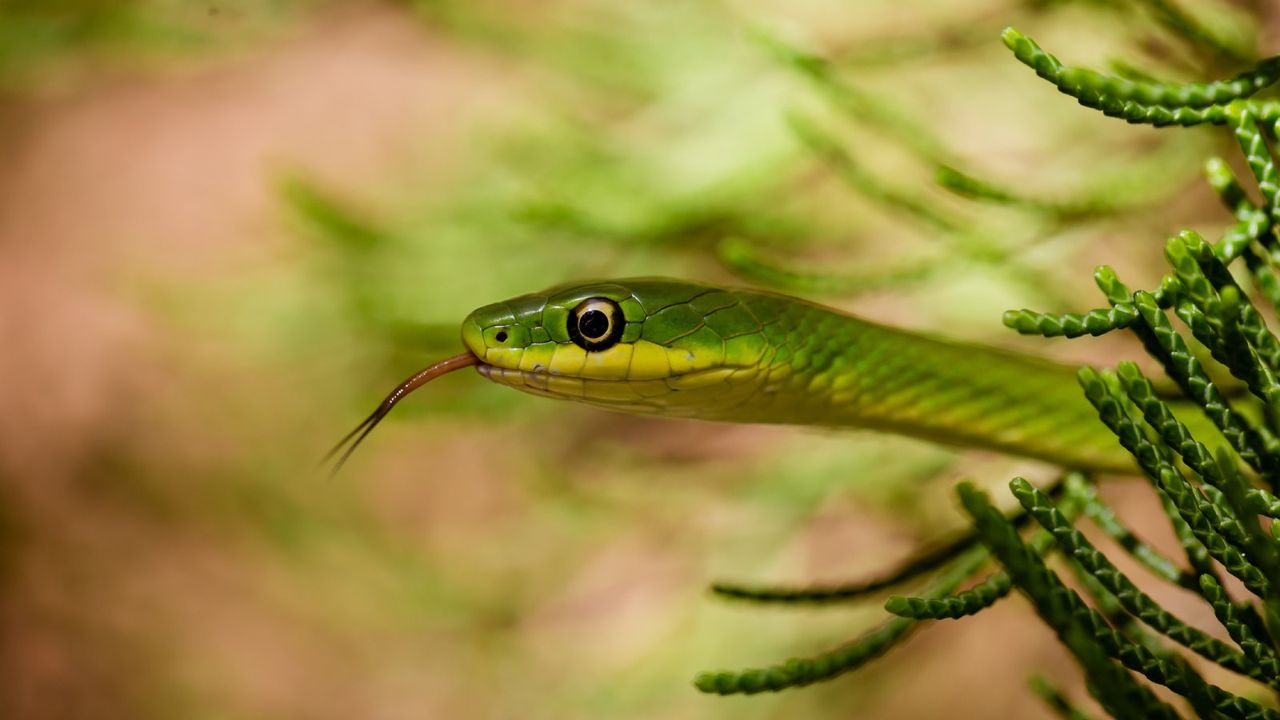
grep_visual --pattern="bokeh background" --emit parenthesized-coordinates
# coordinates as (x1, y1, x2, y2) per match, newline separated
(3, 1, 1277, 718)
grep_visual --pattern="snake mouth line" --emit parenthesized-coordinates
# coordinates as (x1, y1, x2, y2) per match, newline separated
(474, 361, 675, 386)
(476, 356, 747, 386)
(473, 357, 773, 422)
(475, 362, 663, 405)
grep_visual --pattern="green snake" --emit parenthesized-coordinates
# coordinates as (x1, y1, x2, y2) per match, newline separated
(330, 277, 1149, 474)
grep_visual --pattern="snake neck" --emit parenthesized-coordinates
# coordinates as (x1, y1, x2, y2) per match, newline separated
(715, 293, 1135, 473)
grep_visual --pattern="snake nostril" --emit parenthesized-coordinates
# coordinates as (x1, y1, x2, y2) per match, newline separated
(495, 330, 508, 343)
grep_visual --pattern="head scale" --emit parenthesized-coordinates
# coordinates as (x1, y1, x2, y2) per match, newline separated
(460, 278, 774, 417)
(327, 278, 780, 474)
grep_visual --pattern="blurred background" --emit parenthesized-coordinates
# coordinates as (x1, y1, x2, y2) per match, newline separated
(2, 1, 1277, 718)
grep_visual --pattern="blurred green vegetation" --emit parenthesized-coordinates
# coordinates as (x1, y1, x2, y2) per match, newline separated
(2, 0, 1272, 718)
(0, 0, 322, 89)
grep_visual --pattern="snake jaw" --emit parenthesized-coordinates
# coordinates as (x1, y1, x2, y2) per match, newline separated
(473, 360, 764, 418)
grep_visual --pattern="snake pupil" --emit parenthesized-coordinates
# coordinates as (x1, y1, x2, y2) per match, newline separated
(579, 309, 609, 340)
(568, 298, 624, 351)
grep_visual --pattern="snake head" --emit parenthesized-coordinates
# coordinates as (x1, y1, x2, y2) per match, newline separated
(329, 277, 787, 474)
(460, 278, 775, 417)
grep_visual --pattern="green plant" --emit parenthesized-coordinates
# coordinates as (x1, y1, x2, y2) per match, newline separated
(693, 23, 1280, 718)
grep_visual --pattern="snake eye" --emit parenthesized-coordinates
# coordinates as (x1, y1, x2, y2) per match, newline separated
(568, 298, 624, 351)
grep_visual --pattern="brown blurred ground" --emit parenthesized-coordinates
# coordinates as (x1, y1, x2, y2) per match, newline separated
(0, 5, 521, 717)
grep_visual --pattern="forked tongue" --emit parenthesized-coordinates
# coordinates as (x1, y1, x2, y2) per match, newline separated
(324, 353, 480, 476)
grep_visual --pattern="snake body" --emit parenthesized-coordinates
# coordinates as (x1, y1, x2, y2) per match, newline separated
(460, 278, 1137, 473)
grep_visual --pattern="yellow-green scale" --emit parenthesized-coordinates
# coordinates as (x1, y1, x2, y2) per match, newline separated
(713, 292, 1135, 473)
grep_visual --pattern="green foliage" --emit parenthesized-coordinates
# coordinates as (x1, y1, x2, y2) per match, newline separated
(711, 529, 979, 605)
(714, 235, 942, 295)
(1029, 673, 1096, 720)
(0, 0, 317, 90)
(934, 164, 1145, 219)
(1003, 305, 1138, 338)
(698, 15, 1280, 718)
(694, 545, 992, 695)
(957, 481, 1186, 719)
(1133, 0, 1254, 65)
(1012, 475, 1271, 685)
